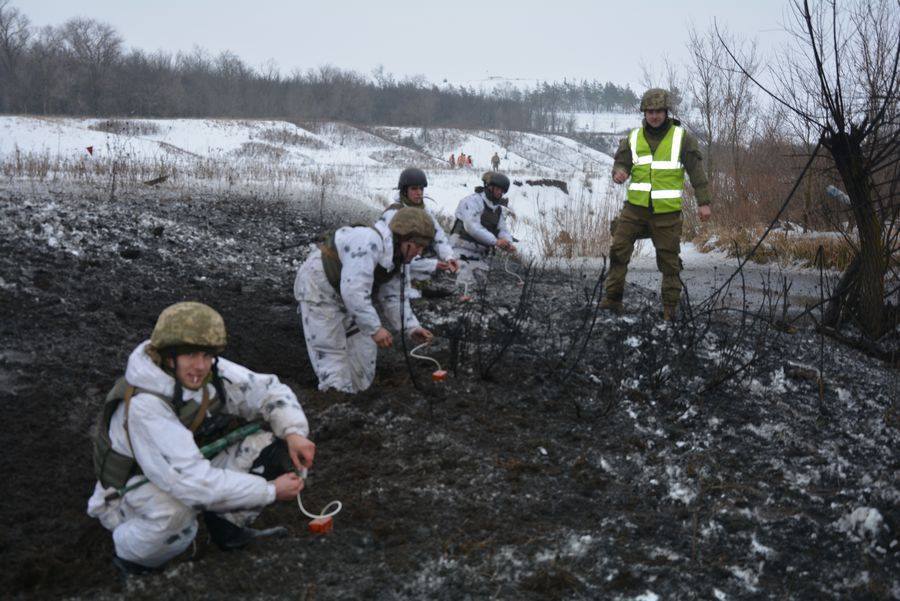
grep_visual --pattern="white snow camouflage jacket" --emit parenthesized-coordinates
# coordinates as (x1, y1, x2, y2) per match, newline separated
(379, 193, 455, 262)
(453, 191, 512, 248)
(92, 340, 309, 512)
(293, 220, 421, 336)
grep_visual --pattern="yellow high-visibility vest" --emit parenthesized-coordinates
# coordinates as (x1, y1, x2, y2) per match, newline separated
(626, 125, 686, 214)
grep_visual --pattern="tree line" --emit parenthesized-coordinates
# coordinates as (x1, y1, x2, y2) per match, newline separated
(0, 2, 637, 132)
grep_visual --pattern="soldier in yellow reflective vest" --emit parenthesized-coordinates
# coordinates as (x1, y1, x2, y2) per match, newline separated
(600, 88, 712, 320)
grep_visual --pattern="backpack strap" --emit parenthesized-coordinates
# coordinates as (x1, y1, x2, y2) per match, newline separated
(188, 385, 212, 432)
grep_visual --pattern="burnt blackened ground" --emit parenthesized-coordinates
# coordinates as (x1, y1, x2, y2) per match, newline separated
(0, 182, 897, 600)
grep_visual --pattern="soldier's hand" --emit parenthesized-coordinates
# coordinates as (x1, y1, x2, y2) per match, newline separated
(496, 238, 515, 252)
(437, 259, 460, 273)
(613, 169, 629, 184)
(372, 327, 393, 348)
(410, 327, 433, 344)
(272, 472, 303, 501)
(285, 433, 316, 471)
(698, 205, 712, 222)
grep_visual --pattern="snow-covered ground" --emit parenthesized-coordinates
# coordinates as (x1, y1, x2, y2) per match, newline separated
(564, 110, 643, 133)
(0, 115, 619, 258)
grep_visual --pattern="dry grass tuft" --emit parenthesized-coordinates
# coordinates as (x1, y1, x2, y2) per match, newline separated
(258, 127, 328, 149)
(89, 119, 160, 136)
(526, 183, 618, 259)
(693, 226, 856, 270)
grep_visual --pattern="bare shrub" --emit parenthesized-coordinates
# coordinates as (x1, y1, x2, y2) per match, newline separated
(235, 141, 285, 160)
(694, 227, 856, 270)
(89, 119, 160, 136)
(257, 127, 328, 150)
(527, 182, 616, 259)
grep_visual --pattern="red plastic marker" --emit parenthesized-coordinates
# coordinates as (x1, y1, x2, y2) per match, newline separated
(432, 370, 448, 382)
(308, 516, 333, 534)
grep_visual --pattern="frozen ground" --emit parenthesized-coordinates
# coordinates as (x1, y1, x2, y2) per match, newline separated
(1, 179, 897, 600)
(545, 243, 834, 320)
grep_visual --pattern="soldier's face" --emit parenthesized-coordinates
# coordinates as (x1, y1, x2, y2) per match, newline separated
(487, 185, 504, 201)
(644, 109, 667, 128)
(405, 186, 424, 204)
(399, 240, 425, 263)
(168, 351, 214, 390)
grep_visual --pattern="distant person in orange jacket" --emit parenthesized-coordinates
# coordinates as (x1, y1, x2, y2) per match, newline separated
(457, 153, 467, 168)
(467, 155, 473, 167)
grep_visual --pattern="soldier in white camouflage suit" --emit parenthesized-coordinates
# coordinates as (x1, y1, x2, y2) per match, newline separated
(449, 171, 517, 291)
(378, 167, 459, 287)
(87, 302, 316, 575)
(294, 208, 435, 393)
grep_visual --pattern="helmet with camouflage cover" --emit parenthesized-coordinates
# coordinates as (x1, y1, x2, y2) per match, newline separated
(640, 88, 670, 111)
(150, 301, 227, 354)
(389, 207, 435, 247)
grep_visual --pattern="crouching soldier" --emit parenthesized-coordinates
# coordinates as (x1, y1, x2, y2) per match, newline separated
(379, 167, 459, 288)
(450, 171, 516, 291)
(87, 302, 315, 575)
(294, 207, 435, 393)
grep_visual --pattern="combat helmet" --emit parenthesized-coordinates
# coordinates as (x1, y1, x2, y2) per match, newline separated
(484, 172, 510, 193)
(397, 167, 428, 190)
(150, 301, 227, 354)
(640, 88, 670, 111)
(389, 207, 435, 247)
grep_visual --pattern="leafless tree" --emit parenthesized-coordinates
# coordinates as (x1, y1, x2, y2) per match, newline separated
(720, 0, 899, 338)
(61, 17, 122, 114)
(0, 0, 30, 111)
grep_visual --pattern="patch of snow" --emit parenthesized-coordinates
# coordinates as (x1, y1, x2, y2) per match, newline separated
(835, 507, 885, 542)
(751, 533, 775, 557)
(729, 565, 760, 592)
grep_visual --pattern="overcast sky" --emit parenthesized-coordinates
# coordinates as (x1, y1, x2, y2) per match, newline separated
(22, 0, 794, 90)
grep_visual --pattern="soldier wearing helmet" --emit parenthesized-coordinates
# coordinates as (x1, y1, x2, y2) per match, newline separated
(449, 171, 516, 292)
(379, 168, 459, 284)
(601, 88, 713, 320)
(294, 207, 436, 393)
(87, 302, 315, 575)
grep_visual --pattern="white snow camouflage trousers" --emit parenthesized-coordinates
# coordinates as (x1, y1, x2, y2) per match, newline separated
(294, 250, 378, 393)
(451, 235, 492, 292)
(87, 430, 276, 568)
(298, 299, 378, 393)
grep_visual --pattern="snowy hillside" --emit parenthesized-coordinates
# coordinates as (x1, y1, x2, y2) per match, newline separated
(0, 116, 621, 257)
(564, 111, 643, 133)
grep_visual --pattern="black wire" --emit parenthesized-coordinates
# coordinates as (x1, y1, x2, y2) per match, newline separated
(399, 264, 422, 391)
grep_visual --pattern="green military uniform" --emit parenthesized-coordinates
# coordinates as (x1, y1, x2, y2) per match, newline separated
(605, 113, 710, 309)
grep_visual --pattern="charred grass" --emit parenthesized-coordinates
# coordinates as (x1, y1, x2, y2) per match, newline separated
(0, 182, 897, 600)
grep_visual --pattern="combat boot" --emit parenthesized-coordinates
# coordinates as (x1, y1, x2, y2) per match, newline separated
(599, 298, 624, 314)
(204, 512, 287, 551)
(662, 305, 677, 321)
(112, 555, 162, 578)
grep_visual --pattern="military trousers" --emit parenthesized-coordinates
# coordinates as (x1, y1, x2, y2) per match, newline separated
(604, 202, 683, 306)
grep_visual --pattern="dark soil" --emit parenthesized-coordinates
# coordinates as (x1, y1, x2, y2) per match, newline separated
(1, 182, 897, 600)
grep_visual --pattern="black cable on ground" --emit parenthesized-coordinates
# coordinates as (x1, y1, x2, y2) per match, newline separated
(399, 264, 422, 392)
